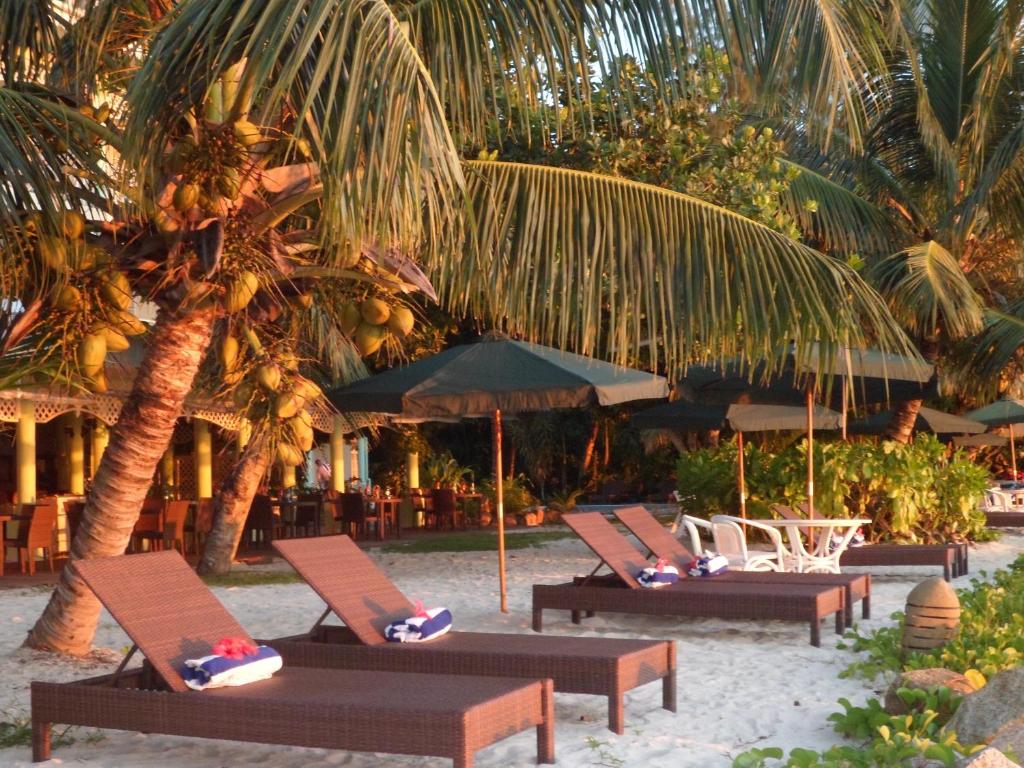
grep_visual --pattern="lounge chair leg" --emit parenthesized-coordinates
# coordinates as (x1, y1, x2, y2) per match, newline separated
(810, 620, 821, 647)
(538, 680, 555, 764)
(608, 691, 624, 734)
(532, 606, 543, 632)
(585, 610, 595, 618)
(32, 720, 51, 762)
(453, 751, 473, 768)
(862, 594, 871, 620)
(943, 561, 951, 582)
(835, 609, 844, 635)
(570, 610, 581, 624)
(663, 640, 677, 712)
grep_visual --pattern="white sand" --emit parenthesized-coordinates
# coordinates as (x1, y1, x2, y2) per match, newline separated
(1, 530, 1021, 768)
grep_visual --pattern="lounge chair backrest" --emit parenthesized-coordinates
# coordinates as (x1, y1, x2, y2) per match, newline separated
(772, 504, 801, 521)
(614, 506, 694, 569)
(561, 512, 651, 588)
(795, 501, 819, 519)
(73, 550, 252, 694)
(680, 515, 710, 556)
(273, 535, 414, 646)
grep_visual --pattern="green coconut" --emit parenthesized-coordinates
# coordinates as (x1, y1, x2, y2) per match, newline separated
(173, 182, 200, 213)
(387, 305, 415, 337)
(78, 333, 107, 376)
(220, 335, 240, 373)
(256, 363, 282, 392)
(100, 271, 132, 310)
(225, 271, 259, 312)
(34, 235, 67, 271)
(355, 323, 387, 356)
(360, 297, 391, 325)
(97, 324, 130, 352)
(276, 442, 305, 466)
(233, 120, 262, 147)
(53, 285, 82, 311)
(340, 302, 362, 335)
(274, 391, 302, 419)
(109, 309, 147, 336)
(62, 211, 86, 240)
(288, 411, 315, 451)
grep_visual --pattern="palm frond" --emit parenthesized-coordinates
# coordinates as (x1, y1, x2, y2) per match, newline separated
(0, 0, 61, 84)
(432, 160, 915, 377)
(868, 240, 984, 340)
(780, 159, 901, 257)
(954, 303, 1024, 398)
(125, 0, 464, 257)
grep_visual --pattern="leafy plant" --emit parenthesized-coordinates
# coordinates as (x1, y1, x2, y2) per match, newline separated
(422, 451, 473, 488)
(480, 473, 539, 516)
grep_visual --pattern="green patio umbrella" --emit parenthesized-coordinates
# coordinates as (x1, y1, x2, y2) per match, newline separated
(632, 400, 842, 519)
(329, 331, 668, 612)
(965, 399, 1024, 478)
(847, 407, 986, 437)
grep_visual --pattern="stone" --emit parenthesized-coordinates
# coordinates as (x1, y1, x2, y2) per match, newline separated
(957, 747, 1022, 767)
(884, 668, 977, 715)
(990, 717, 1024, 762)
(947, 668, 1024, 746)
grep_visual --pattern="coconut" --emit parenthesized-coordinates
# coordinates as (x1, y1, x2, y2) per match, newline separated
(233, 120, 262, 146)
(62, 211, 86, 240)
(293, 377, 322, 402)
(225, 271, 259, 312)
(78, 333, 107, 377)
(276, 442, 305, 467)
(256, 363, 282, 392)
(275, 391, 302, 419)
(53, 285, 82, 311)
(173, 182, 200, 213)
(220, 335, 240, 373)
(152, 208, 180, 234)
(355, 323, 387, 356)
(97, 325, 130, 352)
(360, 297, 391, 325)
(340, 302, 362, 335)
(232, 381, 254, 408)
(338, 240, 362, 269)
(288, 412, 315, 451)
(279, 352, 300, 372)
(215, 168, 241, 199)
(86, 370, 108, 393)
(100, 271, 132, 310)
(109, 310, 147, 336)
(387, 305, 415, 337)
(34, 235, 67, 271)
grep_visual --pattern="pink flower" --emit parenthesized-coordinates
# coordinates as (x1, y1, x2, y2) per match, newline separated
(213, 637, 258, 660)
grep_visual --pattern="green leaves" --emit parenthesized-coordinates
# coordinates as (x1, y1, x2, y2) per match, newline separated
(869, 242, 983, 341)
(440, 159, 913, 377)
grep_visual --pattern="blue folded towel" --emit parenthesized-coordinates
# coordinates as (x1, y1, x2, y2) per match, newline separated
(182, 645, 282, 691)
(637, 558, 681, 588)
(385, 606, 452, 643)
(687, 554, 729, 577)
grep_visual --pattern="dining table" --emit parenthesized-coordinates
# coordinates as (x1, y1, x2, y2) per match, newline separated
(756, 517, 871, 574)
(455, 493, 484, 526)
(365, 496, 401, 540)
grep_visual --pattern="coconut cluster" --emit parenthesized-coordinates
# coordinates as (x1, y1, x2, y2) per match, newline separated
(341, 296, 415, 357)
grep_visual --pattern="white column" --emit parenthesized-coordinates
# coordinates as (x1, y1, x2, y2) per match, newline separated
(406, 452, 420, 490)
(330, 415, 346, 493)
(194, 419, 213, 499)
(68, 413, 84, 495)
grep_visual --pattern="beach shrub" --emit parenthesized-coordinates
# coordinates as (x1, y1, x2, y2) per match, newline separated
(733, 555, 1024, 767)
(678, 435, 989, 542)
(480, 473, 539, 517)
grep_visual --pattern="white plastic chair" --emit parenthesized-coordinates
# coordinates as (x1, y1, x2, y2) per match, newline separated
(685, 514, 788, 572)
(677, 513, 708, 556)
(982, 487, 1014, 513)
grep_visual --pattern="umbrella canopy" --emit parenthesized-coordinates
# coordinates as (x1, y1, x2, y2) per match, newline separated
(631, 400, 841, 432)
(847, 407, 986, 436)
(632, 399, 841, 518)
(952, 433, 1008, 448)
(965, 399, 1024, 477)
(331, 333, 667, 418)
(329, 332, 669, 612)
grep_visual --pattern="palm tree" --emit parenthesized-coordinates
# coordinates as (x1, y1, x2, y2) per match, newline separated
(2, 0, 913, 654)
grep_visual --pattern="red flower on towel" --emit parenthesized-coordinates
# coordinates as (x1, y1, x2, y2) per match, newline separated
(412, 600, 431, 619)
(655, 557, 669, 572)
(213, 637, 258, 660)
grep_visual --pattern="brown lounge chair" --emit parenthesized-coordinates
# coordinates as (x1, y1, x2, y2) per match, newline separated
(613, 506, 870, 625)
(534, 512, 846, 647)
(984, 510, 1024, 528)
(269, 535, 676, 734)
(773, 504, 968, 581)
(31, 550, 554, 768)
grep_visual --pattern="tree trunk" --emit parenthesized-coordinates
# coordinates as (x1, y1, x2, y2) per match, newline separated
(26, 306, 216, 655)
(580, 420, 600, 485)
(197, 431, 270, 575)
(885, 399, 922, 444)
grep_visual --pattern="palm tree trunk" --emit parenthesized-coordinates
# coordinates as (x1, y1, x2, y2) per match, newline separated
(885, 399, 922, 444)
(197, 432, 270, 576)
(26, 306, 216, 655)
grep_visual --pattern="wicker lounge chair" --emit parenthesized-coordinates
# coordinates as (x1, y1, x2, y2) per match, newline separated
(534, 513, 846, 647)
(613, 506, 870, 625)
(772, 504, 968, 581)
(31, 550, 554, 768)
(269, 535, 676, 734)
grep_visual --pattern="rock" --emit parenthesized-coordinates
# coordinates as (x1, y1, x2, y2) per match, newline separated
(946, 668, 1024, 746)
(957, 747, 1022, 767)
(990, 717, 1024, 761)
(884, 668, 977, 714)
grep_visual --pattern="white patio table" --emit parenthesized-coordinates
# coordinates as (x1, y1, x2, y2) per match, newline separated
(756, 518, 871, 574)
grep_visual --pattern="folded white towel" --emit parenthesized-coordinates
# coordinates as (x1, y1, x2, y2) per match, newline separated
(182, 645, 282, 691)
(385, 606, 452, 643)
(687, 553, 729, 577)
(637, 558, 681, 588)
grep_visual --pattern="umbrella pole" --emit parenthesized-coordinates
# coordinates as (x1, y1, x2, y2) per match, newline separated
(806, 387, 816, 552)
(1011, 424, 1018, 481)
(493, 409, 508, 613)
(840, 377, 848, 441)
(737, 431, 746, 521)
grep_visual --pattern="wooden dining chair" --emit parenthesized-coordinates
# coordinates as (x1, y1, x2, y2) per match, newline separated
(130, 498, 166, 553)
(337, 493, 379, 540)
(4, 499, 59, 575)
(431, 488, 460, 531)
(162, 500, 192, 554)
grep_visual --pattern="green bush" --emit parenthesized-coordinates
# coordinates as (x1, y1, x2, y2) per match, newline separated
(677, 435, 989, 542)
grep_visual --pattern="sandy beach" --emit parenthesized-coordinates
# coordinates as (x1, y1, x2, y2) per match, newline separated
(1, 530, 1021, 768)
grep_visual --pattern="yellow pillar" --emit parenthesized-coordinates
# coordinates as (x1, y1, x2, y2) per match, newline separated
(194, 419, 213, 499)
(68, 413, 85, 495)
(160, 446, 175, 492)
(91, 421, 109, 476)
(56, 416, 70, 491)
(330, 415, 346, 493)
(406, 451, 420, 490)
(16, 400, 36, 505)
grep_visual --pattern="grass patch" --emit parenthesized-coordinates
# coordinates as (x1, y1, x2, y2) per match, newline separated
(200, 570, 302, 588)
(0, 714, 100, 749)
(380, 530, 572, 554)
